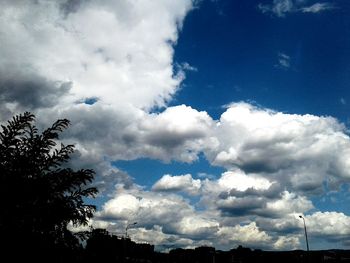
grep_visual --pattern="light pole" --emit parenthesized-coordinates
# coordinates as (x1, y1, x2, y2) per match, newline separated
(125, 222, 137, 238)
(299, 215, 309, 252)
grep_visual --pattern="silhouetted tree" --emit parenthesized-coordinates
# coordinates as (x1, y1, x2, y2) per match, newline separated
(0, 112, 98, 261)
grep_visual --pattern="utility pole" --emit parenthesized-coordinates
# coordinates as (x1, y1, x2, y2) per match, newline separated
(125, 222, 137, 238)
(299, 215, 309, 252)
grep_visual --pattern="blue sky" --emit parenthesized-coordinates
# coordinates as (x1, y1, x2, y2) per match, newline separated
(1, 0, 350, 252)
(173, 0, 350, 121)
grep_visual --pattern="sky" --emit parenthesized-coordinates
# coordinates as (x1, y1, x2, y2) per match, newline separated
(1, 0, 350, 251)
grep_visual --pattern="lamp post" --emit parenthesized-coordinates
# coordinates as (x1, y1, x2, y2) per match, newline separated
(299, 215, 309, 252)
(125, 222, 137, 238)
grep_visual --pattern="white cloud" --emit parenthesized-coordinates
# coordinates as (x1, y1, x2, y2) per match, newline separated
(273, 235, 300, 250)
(94, 184, 222, 248)
(138, 105, 215, 162)
(131, 225, 195, 250)
(152, 174, 202, 195)
(173, 215, 219, 237)
(0, 0, 209, 174)
(178, 62, 198, 72)
(306, 211, 350, 238)
(217, 222, 272, 248)
(264, 191, 314, 217)
(93, 177, 350, 250)
(0, 0, 194, 111)
(301, 2, 335, 13)
(255, 211, 350, 248)
(200, 169, 312, 219)
(217, 170, 272, 191)
(258, 0, 335, 17)
(256, 214, 303, 234)
(58, 104, 215, 163)
(258, 0, 295, 17)
(102, 193, 140, 220)
(97, 185, 220, 240)
(206, 102, 350, 193)
(276, 52, 291, 69)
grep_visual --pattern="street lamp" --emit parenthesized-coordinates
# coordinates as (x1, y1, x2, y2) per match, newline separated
(125, 222, 137, 238)
(299, 215, 309, 252)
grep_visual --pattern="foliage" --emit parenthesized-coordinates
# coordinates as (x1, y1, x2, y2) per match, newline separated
(0, 112, 98, 254)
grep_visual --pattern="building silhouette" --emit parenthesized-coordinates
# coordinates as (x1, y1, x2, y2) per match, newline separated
(82, 230, 350, 263)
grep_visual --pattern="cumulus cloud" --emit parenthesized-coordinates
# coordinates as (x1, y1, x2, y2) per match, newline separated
(95, 184, 221, 247)
(0, 69, 71, 110)
(256, 213, 306, 234)
(97, 185, 219, 239)
(0, 0, 207, 165)
(207, 102, 350, 194)
(152, 174, 202, 195)
(217, 196, 268, 217)
(94, 184, 265, 249)
(131, 225, 195, 250)
(273, 235, 300, 250)
(138, 105, 215, 162)
(264, 191, 313, 217)
(306, 212, 350, 241)
(174, 215, 219, 238)
(217, 170, 273, 191)
(90, 172, 350, 250)
(258, 211, 350, 247)
(258, 0, 335, 17)
(217, 222, 272, 249)
(201, 169, 313, 218)
(55, 104, 214, 164)
(0, 0, 194, 111)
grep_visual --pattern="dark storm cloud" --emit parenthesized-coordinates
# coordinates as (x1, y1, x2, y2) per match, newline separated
(256, 218, 301, 235)
(236, 140, 296, 173)
(216, 183, 283, 217)
(217, 197, 267, 217)
(0, 72, 71, 109)
(55, 104, 212, 163)
(59, 0, 88, 17)
(228, 182, 282, 199)
(145, 130, 204, 149)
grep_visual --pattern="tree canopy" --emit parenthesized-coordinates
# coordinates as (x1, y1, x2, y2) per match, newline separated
(0, 112, 98, 260)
